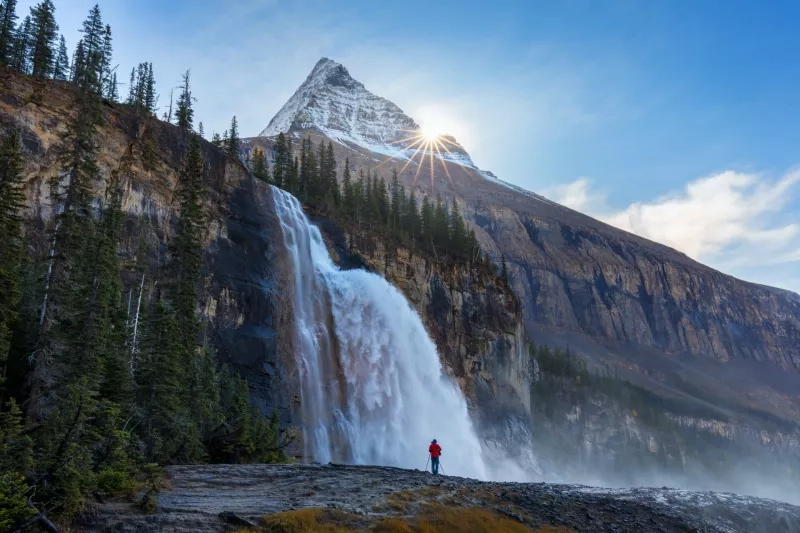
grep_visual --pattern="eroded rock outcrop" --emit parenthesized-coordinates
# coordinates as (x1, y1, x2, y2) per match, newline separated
(83, 463, 800, 533)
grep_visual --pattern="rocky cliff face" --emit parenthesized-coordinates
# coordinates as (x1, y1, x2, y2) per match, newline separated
(0, 67, 298, 427)
(251, 58, 800, 434)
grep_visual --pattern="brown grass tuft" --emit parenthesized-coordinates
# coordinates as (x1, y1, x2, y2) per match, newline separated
(260, 508, 365, 532)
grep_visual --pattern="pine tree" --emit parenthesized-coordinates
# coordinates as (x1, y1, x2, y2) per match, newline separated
(88, 175, 130, 405)
(0, 0, 18, 67)
(420, 195, 434, 252)
(198, 122, 204, 139)
(29, 7, 108, 420)
(433, 195, 449, 253)
(500, 253, 508, 282)
(272, 133, 290, 189)
(0, 398, 35, 529)
(287, 155, 299, 195)
(100, 23, 112, 92)
(174, 135, 205, 350)
(250, 146, 269, 182)
(69, 38, 84, 82)
(10, 14, 30, 73)
(227, 115, 240, 158)
(342, 157, 354, 216)
(0, 131, 25, 392)
(73, 5, 107, 95)
(389, 169, 401, 233)
(52, 34, 67, 79)
(136, 298, 185, 461)
(144, 62, 156, 112)
(29, 0, 58, 78)
(448, 199, 467, 258)
(176, 69, 193, 130)
(404, 190, 420, 243)
(326, 142, 339, 206)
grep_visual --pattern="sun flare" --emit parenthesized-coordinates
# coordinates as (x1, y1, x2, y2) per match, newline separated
(421, 127, 443, 140)
(380, 104, 470, 190)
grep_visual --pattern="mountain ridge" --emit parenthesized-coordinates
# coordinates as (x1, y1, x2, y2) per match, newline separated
(249, 58, 800, 429)
(255, 58, 798, 297)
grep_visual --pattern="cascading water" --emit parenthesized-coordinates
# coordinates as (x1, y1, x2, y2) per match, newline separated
(273, 187, 491, 480)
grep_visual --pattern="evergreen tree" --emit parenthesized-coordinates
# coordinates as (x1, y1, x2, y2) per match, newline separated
(136, 298, 184, 461)
(28, 6, 109, 421)
(198, 122, 204, 139)
(0, 131, 25, 392)
(176, 69, 193, 130)
(211, 131, 221, 147)
(389, 169, 401, 233)
(433, 194, 448, 252)
(227, 115, 239, 158)
(0, 399, 35, 529)
(250, 146, 269, 182)
(326, 142, 339, 206)
(173, 134, 205, 351)
(73, 5, 107, 95)
(10, 14, 30, 73)
(0, 0, 18, 67)
(420, 195, 434, 251)
(500, 253, 508, 282)
(144, 62, 156, 112)
(354, 168, 366, 222)
(448, 199, 467, 258)
(52, 34, 67, 79)
(69, 38, 84, 82)
(342, 157, 354, 216)
(28, 0, 58, 78)
(287, 155, 299, 195)
(404, 190, 420, 243)
(88, 175, 130, 405)
(377, 177, 389, 225)
(100, 23, 112, 92)
(272, 133, 289, 188)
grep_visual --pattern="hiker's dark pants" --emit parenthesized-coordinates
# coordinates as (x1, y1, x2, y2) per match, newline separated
(431, 457, 439, 474)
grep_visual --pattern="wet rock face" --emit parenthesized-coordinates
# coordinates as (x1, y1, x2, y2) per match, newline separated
(84, 463, 800, 533)
(0, 69, 297, 425)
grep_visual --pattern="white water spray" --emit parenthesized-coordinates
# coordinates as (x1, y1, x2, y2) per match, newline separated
(273, 187, 491, 480)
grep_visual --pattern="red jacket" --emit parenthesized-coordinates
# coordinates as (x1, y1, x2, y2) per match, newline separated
(429, 443, 442, 458)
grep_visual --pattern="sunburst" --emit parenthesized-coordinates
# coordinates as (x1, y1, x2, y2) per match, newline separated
(372, 127, 460, 191)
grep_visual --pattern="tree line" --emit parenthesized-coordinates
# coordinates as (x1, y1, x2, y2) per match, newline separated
(247, 133, 494, 267)
(0, 2, 287, 528)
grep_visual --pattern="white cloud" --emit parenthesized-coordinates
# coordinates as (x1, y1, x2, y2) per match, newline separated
(547, 170, 800, 294)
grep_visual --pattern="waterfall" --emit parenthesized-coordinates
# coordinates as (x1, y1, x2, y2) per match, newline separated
(273, 187, 491, 480)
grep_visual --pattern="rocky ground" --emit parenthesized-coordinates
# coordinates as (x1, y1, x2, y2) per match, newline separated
(82, 463, 800, 532)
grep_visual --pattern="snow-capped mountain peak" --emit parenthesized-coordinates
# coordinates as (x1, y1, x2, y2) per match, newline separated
(258, 57, 474, 166)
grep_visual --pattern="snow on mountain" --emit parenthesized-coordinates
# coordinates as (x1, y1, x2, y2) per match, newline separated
(258, 58, 475, 168)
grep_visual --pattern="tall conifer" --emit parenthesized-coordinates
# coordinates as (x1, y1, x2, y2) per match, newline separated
(0, 131, 25, 391)
(0, 0, 18, 66)
(28, 0, 57, 78)
(52, 34, 67, 79)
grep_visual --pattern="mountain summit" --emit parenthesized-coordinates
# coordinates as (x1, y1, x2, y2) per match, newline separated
(259, 58, 474, 166)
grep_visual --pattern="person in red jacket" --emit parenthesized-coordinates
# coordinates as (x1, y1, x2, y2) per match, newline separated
(428, 439, 442, 475)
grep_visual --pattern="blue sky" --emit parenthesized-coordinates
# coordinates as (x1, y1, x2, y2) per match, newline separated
(20, 0, 800, 293)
